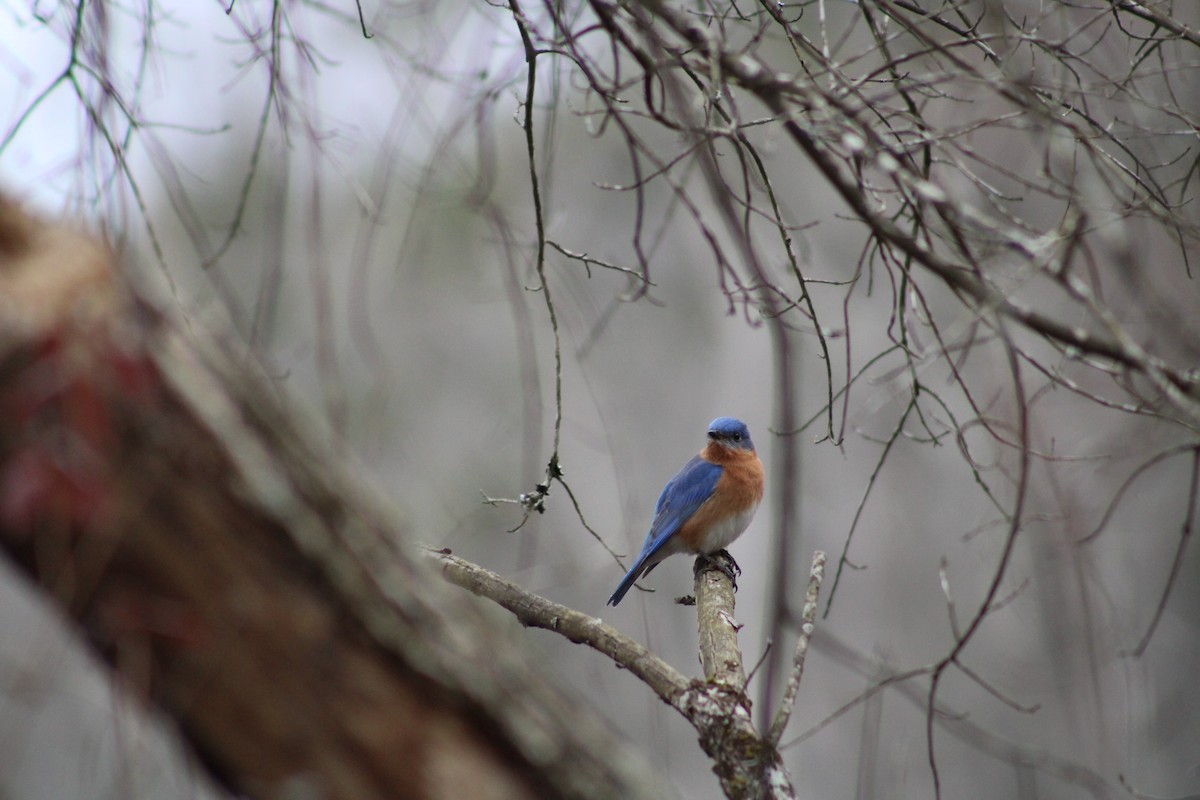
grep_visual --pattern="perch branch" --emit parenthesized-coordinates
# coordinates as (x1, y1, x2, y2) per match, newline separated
(432, 547, 802, 800)
(429, 547, 689, 706)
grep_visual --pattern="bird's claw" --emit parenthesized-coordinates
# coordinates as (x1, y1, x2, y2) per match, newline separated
(695, 549, 741, 592)
(716, 549, 742, 578)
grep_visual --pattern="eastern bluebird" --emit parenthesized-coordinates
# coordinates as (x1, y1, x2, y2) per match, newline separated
(607, 417, 765, 606)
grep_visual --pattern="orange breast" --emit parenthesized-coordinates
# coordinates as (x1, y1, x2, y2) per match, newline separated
(677, 448, 764, 553)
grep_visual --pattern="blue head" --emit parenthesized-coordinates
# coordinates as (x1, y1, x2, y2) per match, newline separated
(707, 417, 754, 450)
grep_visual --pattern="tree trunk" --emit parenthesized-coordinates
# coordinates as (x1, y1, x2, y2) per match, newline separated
(0, 198, 658, 800)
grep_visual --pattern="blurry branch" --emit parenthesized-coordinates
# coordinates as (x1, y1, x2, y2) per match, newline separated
(1110, 0, 1200, 47)
(804, 633, 1127, 800)
(825, 396, 914, 613)
(199, 1, 285, 270)
(1080, 443, 1200, 544)
(1, 1, 289, 277)
(1078, 441, 1200, 657)
(1125, 446, 1200, 658)
(352, 0, 373, 39)
(432, 547, 828, 800)
(0, 198, 660, 800)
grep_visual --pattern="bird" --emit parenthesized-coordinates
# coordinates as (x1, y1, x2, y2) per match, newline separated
(607, 416, 764, 606)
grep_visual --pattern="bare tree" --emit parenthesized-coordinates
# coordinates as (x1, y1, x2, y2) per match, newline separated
(2, 1, 1198, 799)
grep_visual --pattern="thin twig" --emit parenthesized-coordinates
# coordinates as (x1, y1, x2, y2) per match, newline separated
(1126, 446, 1200, 658)
(925, 322, 1031, 800)
(767, 550, 826, 747)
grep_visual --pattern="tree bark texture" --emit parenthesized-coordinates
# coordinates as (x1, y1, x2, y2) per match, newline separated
(0, 198, 659, 800)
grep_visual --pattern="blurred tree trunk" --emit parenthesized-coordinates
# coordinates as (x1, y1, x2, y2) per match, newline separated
(0, 198, 656, 800)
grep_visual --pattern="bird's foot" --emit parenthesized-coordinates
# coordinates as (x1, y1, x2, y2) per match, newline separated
(716, 549, 742, 578)
(694, 549, 741, 591)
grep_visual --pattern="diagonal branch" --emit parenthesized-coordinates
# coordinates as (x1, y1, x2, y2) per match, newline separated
(429, 548, 689, 705)
(432, 547, 803, 800)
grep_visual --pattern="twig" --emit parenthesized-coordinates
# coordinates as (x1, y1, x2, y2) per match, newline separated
(1126, 446, 1200, 658)
(803, 634, 1126, 799)
(825, 400, 914, 615)
(925, 325, 1031, 800)
(767, 550, 826, 747)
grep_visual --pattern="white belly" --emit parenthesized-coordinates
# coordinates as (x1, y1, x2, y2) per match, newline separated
(693, 504, 758, 553)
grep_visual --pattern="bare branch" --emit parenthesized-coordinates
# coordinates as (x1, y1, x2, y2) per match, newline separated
(429, 547, 689, 706)
(767, 549, 826, 748)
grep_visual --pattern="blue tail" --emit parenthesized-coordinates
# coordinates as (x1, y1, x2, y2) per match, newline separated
(607, 567, 640, 606)
(607, 558, 656, 606)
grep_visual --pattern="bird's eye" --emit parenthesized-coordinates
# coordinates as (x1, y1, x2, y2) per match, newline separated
(732, 432, 742, 440)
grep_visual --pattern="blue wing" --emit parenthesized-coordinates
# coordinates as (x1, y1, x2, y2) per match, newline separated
(607, 456, 723, 605)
